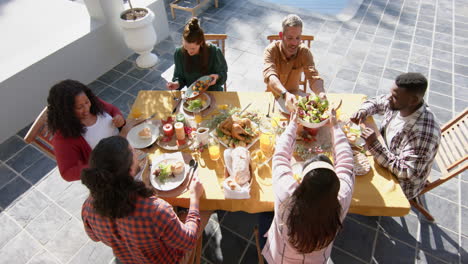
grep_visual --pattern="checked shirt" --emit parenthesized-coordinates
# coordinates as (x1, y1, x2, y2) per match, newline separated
(359, 95, 441, 199)
(82, 196, 200, 264)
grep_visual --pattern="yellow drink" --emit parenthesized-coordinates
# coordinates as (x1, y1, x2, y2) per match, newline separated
(260, 133, 275, 155)
(131, 108, 142, 119)
(194, 114, 202, 124)
(217, 104, 228, 110)
(208, 145, 220, 161)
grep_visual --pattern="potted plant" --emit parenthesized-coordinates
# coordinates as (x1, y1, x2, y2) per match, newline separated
(119, 0, 158, 68)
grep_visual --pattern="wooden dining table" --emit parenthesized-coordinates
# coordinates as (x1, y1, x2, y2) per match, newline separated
(131, 90, 410, 217)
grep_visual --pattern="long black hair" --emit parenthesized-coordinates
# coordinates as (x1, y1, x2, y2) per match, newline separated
(81, 136, 155, 218)
(47, 79, 104, 138)
(285, 154, 342, 253)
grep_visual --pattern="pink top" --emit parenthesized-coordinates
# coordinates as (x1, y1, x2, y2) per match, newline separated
(262, 121, 354, 263)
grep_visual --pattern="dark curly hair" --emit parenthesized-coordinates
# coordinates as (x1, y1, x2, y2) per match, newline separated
(182, 17, 209, 75)
(47, 79, 104, 138)
(284, 154, 342, 253)
(81, 136, 155, 219)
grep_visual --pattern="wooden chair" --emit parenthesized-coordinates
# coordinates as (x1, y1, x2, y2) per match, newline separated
(254, 225, 265, 264)
(24, 106, 56, 160)
(205, 34, 227, 91)
(411, 108, 468, 221)
(267, 35, 315, 93)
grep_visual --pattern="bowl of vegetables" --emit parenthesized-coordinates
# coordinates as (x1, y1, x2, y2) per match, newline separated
(297, 95, 330, 128)
(183, 93, 211, 113)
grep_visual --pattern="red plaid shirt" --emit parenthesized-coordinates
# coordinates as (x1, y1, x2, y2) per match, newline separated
(359, 95, 441, 199)
(82, 196, 200, 264)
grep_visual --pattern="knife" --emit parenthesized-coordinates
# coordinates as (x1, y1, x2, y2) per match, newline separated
(238, 102, 252, 116)
(172, 99, 182, 114)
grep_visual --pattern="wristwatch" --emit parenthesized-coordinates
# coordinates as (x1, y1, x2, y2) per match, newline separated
(281, 90, 288, 100)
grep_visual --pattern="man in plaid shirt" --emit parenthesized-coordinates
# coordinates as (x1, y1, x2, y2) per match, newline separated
(351, 72, 441, 199)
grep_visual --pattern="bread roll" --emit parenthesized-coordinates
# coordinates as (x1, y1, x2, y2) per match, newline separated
(171, 161, 184, 174)
(231, 147, 251, 185)
(138, 127, 152, 139)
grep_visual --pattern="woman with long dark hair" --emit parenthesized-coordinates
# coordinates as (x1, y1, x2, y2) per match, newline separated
(262, 109, 354, 263)
(81, 136, 206, 264)
(47, 79, 129, 182)
(166, 17, 228, 91)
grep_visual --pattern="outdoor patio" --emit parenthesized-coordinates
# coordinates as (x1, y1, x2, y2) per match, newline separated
(0, 0, 467, 263)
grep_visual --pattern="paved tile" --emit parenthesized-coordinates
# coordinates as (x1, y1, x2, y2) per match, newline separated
(111, 75, 140, 92)
(112, 93, 135, 117)
(16, 123, 32, 139)
(462, 236, 468, 264)
(35, 169, 72, 201)
(0, 176, 32, 209)
(0, 212, 22, 249)
(430, 80, 453, 96)
(28, 250, 60, 264)
(204, 226, 249, 264)
(430, 105, 453, 124)
(127, 67, 152, 80)
(6, 146, 44, 173)
(55, 182, 89, 219)
(334, 218, 376, 263)
(373, 232, 416, 264)
(113, 60, 134, 74)
(221, 211, 257, 241)
(462, 206, 468, 237)
(0, 230, 42, 264)
(7, 189, 51, 227)
(26, 202, 72, 244)
(419, 222, 460, 264)
(88, 80, 108, 95)
(45, 218, 89, 263)
(69, 240, 114, 264)
(0, 164, 17, 189)
(96, 86, 122, 103)
(21, 156, 56, 184)
(127, 81, 154, 97)
(420, 193, 458, 233)
(329, 247, 366, 263)
(0, 136, 26, 162)
(462, 181, 468, 208)
(97, 69, 123, 85)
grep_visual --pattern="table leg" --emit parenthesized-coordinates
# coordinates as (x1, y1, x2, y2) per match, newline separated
(171, 5, 176, 19)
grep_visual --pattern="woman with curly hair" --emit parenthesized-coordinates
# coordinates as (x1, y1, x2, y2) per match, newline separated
(262, 109, 354, 263)
(81, 136, 206, 264)
(166, 17, 228, 91)
(47, 79, 128, 182)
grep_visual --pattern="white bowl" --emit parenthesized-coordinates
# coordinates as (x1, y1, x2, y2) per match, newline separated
(298, 117, 329, 128)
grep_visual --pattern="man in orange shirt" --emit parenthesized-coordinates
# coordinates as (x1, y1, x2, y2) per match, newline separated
(263, 14, 324, 112)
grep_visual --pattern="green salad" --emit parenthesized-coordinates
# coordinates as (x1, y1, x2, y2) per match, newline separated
(186, 99, 204, 111)
(154, 163, 173, 184)
(297, 95, 330, 123)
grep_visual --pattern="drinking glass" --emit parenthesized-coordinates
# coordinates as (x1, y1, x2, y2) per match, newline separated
(208, 138, 221, 161)
(127, 101, 142, 119)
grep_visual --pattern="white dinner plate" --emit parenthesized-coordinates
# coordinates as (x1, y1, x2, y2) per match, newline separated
(183, 93, 212, 113)
(150, 157, 187, 191)
(127, 123, 159, 149)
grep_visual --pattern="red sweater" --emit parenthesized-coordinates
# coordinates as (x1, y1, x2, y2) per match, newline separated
(52, 99, 122, 182)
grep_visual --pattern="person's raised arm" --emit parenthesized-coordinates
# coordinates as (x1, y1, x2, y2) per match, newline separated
(159, 175, 204, 251)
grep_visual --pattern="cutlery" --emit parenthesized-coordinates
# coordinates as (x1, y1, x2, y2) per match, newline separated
(186, 159, 198, 190)
(271, 97, 276, 113)
(266, 103, 271, 118)
(134, 113, 157, 126)
(238, 102, 252, 116)
(172, 99, 182, 114)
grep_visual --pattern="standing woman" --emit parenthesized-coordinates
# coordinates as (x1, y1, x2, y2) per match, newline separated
(47, 79, 129, 182)
(81, 136, 205, 264)
(167, 17, 228, 91)
(262, 109, 354, 263)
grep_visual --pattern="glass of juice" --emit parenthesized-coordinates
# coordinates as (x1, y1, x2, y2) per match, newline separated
(208, 138, 221, 161)
(127, 101, 143, 119)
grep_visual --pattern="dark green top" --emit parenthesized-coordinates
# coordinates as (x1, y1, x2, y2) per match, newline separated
(172, 44, 228, 91)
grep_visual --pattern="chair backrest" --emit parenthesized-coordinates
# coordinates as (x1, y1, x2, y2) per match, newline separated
(24, 106, 56, 160)
(422, 108, 468, 194)
(267, 35, 315, 93)
(205, 34, 227, 91)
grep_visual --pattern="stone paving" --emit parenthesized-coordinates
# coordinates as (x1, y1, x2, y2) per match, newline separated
(0, 0, 467, 263)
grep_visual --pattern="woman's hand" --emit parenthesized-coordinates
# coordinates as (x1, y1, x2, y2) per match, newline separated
(285, 92, 298, 113)
(208, 74, 219, 86)
(189, 175, 205, 200)
(289, 109, 298, 123)
(112, 114, 125, 128)
(166, 82, 180, 90)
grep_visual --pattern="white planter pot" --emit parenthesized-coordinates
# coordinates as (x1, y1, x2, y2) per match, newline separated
(119, 7, 158, 68)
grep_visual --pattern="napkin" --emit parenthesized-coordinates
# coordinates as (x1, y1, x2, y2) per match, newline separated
(222, 149, 251, 199)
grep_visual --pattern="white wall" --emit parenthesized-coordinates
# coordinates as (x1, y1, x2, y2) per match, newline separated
(0, 0, 169, 142)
